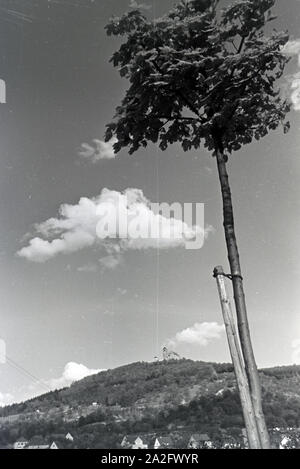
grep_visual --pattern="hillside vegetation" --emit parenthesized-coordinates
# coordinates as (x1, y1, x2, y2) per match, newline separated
(1, 360, 300, 448)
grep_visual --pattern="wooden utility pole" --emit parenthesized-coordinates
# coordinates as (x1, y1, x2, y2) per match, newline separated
(213, 266, 261, 449)
(215, 148, 270, 449)
(214, 149, 270, 449)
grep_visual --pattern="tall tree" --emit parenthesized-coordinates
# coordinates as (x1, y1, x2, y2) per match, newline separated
(105, 0, 291, 449)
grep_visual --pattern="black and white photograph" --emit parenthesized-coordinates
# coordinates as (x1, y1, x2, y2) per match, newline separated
(0, 0, 299, 452)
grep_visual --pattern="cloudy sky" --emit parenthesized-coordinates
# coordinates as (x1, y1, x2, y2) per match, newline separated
(0, 0, 299, 406)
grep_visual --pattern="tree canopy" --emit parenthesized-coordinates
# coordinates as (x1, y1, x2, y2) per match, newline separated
(105, 0, 290, 156)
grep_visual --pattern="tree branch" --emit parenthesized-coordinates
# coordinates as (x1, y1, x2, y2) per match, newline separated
(151, 59, 205, 123)
(237, 35, 246, 54)
(150, 115, 200, 122)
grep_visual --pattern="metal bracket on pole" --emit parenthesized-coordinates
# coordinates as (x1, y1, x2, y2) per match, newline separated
(213, 267, 243, 282)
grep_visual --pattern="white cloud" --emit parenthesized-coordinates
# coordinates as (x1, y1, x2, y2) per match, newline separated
(290, 73, 300, 111)
(18, 231, 95, 263)
(282, 39, 300, 111)
(129, 0, 151, 10)
(77, 263, 98, 273)
(0, 391, 15, 407)
(78, 138, 117, 162)
(291, 339, 300, 364)
(99, 254, 123, 270)
(167, 322, 225, 348)
(17, 188, 210, 262)
(49, 362, 104, 390)
(282, 40, 300, 65)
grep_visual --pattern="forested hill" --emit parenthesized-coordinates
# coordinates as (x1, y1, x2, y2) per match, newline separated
(1, 360, 300, 448)
(2, 360, 235, 416)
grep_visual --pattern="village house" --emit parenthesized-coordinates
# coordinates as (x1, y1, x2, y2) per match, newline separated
(14, 440, 59, 450)
(121, 433, 214, 450)
(153, 436, 175, 449)
(50, 442, 59, 449)
(188, 434, 212, 449)
(222, 440, 241, 449)
(279, 436, 293, 449)
(121, 435, 151, 449)
(65, 432, 74, 442)
(13, 440, 29, 450)
(120, 428, 300, 450)
(269, 427, 300, 449)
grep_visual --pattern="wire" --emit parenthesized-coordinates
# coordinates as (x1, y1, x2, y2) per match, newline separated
(44, 0, 92, 9)
(0, 6, 34, 24)
(5, 356, 52, 393)
(6, 358, 51, 393)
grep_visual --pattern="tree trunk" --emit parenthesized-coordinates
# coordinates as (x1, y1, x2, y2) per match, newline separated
(214, 146, 270, 449)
